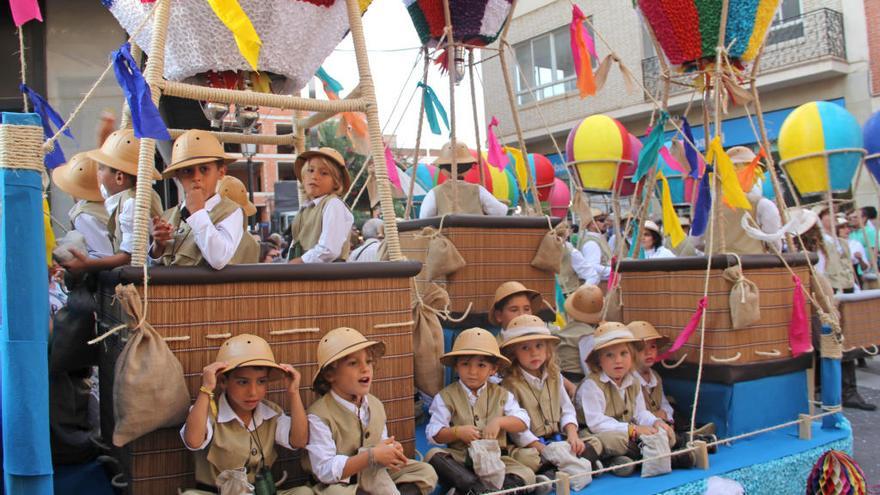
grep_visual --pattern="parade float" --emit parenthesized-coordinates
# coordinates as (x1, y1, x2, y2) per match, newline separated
(0, 0, 866, 493)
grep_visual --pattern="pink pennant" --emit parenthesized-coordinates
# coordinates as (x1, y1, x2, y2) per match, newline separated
(486, 117, 508, 171)
(10, 0, 42, 26)
(789, 276, 812, 357)
(658, 297, 707, 361)
(384, 144, 402, 191)
(659, 146, 687, 173)
(607, 256, 618, 290)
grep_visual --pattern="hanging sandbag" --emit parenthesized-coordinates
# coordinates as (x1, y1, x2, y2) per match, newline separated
(722, 258, 761, 330)
(412, 283, 449, 396)
(111, 284, 190, 447)
(530, 220, 569, 273)
(420, 225, 466, 281)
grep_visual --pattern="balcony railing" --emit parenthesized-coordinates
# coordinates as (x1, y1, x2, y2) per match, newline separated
(641, 8, 847, 99)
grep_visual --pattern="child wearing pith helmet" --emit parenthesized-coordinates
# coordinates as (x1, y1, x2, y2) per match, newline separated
(150, 129, 257, 268)
(418, 141, 507, 218)
(425, 328, 536, 493)
(180, 334, 312, 494)
(50, 152, 113, 258)
(287, 148, 354, 263)
(489, 281, 545, 330)
(555, 284, 605, 386)
(306, 327, 437, 494)
(499, 315, 603, 481)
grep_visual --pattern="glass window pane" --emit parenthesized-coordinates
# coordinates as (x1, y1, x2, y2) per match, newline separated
(781, 0, 800, 20)
(553, 26, 574, 81)
(532, 35, 553, 87)
(515, 42, 534, 94)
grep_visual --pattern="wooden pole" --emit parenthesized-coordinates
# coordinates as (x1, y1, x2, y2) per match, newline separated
(469, 49, 486, 187)
(441, 0, 460, 213)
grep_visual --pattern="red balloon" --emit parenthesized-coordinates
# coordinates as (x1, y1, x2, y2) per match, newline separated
(462, 149, 494, 192)
(614, 133, 643, 197)
(530, 153, 555, 201)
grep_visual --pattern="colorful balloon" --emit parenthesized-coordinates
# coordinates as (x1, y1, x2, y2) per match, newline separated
(405, 0, 512, 48)
(548, 178, 571, 219)
(566, 115, 630, 192)
(636, 0, 781, 67)
(462, 151, 494, 192)
(614, 133, 642, 197)
(529, 154, 556, 201)
(779, 101, 864, 196)
(505, 169, 520, 207)
(863, 110, 880, 184)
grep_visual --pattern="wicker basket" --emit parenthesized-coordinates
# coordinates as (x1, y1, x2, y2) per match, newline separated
(97, 262, 420, 495)
(836, 289, 880, 353)
(398, 215, 559, 318)
(618, 254, 814, 366)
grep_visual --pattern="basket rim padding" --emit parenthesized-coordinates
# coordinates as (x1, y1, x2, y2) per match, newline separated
(98, 261, 423, 286)
(618, 253, 817, 273)
(397, 214, 562, 232)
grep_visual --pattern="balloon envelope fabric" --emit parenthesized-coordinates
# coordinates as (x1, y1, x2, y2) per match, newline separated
(404, 0, 513, 48)
(614, 133, 642, 197)
(863, 110, 880, 184)
(778, 101, 863, 196)
(636, 0, 782, 66)
(566, 115, 630, 192)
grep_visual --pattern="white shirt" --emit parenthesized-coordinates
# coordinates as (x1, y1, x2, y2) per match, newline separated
(644, 246, 676, 259)
(105, 190, 135, 254)
(849, 239, 866, 266)
(306, 391, 389, 485)
(149, 194, 245, 270)
(574, 236, 611, 285)
(756, 198, 783, 252)
(575, 372, 658, 434)
(418, 183, 508, 219)
(426, 381, 530, 445)
(348, 238, 381, 263)
(296, 195, 354, 264)
(179, 393, 294, 451)
(509, 370, 578, 447)
(70, 202, 113, 258)
(635, 370, 674, 421)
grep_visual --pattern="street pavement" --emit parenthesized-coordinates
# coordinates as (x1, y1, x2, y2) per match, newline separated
(850, 360, 880, 484)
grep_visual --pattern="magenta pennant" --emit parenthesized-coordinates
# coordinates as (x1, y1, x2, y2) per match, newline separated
(659, 146, 687, 173)
(657, 297, 707, 361)
(384, 144, 402, 191)
(789, 276, 812, 357)
(9, 0, 42, 26)
(486, 117, 508, 171)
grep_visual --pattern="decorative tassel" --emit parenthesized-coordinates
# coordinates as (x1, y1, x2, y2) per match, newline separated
(205, 0, 262, 71)
(486, 117, 508, 171)
(658, 171, 686, 247)
(706, 136, 751, 210)
(632, 111, 669, 183)
(690, 171, 711, 237)
(112, 43, 170, 140)
(569, 5, 597, 98)
(657, 296, 707, 361)
(789, 276, 812, 357)
(417, 82, 449, 136)
(10, 0, 42, 26)
(20, 83, 73, 168)
(384, 144, 402, 191)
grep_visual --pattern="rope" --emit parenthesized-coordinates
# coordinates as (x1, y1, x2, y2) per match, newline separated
(468, 49, 485, 187)
(18, 27, 28, 112)
(89, 264, 150, 345)
(0, 124, 45, 172)
(404, 48, 430, 220)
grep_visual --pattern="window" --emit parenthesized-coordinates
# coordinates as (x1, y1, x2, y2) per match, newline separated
(767, 0, 803, 45)
(276, 123, 294, 155)
(513, 22, 596, 105)
(228, 161, 264, 193)
(641, 22, 657, 59)
(278, 161, 296, 181)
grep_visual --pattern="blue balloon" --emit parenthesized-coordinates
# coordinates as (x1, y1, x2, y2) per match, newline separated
(864, 110, 880, 184)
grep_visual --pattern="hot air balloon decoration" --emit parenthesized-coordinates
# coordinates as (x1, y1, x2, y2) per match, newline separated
(863, 110, 880, 185)
(566, 115, 632, 193)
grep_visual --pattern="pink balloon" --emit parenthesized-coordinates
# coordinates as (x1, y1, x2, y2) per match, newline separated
(549, 177, 571, 218)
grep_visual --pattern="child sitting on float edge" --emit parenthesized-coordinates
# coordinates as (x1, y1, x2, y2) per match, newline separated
(306, 327, 437, 494)
(575, 322, 695, 476)
(489, 281, 544, 331)
(426, 328, 536, 493)
(150, 130, 257, 268)
(287, 148, 354, 263)
(180, 334, 312, 494)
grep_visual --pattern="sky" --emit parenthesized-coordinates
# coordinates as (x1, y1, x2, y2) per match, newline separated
(318, 0, 486, 151)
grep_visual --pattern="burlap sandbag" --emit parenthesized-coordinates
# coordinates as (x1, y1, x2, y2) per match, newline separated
(468, 439, 505, 490)
(722, 265, 761, 329)
(217, 468, 254, 495)
(542, 441, 593, 490)
(413, 283, 449, 396)
(357, 446, 400, 495)
(421, 226, 466, 280)
(639, 430, 672, 477)
(112, 284, 190, 447)
(531, 221, 568, 273)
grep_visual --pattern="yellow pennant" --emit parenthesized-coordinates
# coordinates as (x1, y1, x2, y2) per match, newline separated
(706, 136, 751, 210)
(657, 172, 686, 248)
(206, 0, 262, 71)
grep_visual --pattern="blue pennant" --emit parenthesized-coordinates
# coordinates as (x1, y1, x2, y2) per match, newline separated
(681, 116, 701, 179)
(417, 82, 449, 135)
(690, 170, 712, 237)
(632, 111, 669, 183)
(315, 67, 344, 94)
(20, 83, 74, 169)
(112, 42, 170, 141)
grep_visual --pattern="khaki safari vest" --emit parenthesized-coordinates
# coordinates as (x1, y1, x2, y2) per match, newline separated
(433, 180, 484, 216)
(194, 400, 282, 486)
(558, 248, 582, 295)
(69, 200, 110, 228)
(580, 232, 612, 264)
(641, 370, 666, 416)
(824, 238, 854, 291)
(579, 373, 640, 431)
(439, 382, 510, 453)
(158, 197, 257, 267)
(502, 374, 562, 439)
(291, 195, 351, 261)
(554, 321, 595, 377)
(308, 393, 386, 456)
(710, 195, 764, 255)
(107, 188, 164, 252)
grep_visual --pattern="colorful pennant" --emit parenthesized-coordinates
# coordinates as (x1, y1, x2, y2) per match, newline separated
(657, 296, 708, 361)
(681, 116, 702, 179)
(569, 5, 596, 98)
(112, 43, 170, 140)
(417, 82, 449, 136)
(20, 84, 72, 169)
(633, 111, 669, 183)
(384, 144, 402, 191)
(706, 136, 751, 210)
(206, 0, 262, 71)
(486, 117, 508, 171)
(690, 171, 712, 237)
(10, 0, 42, 26)
(658, 171, 686, 247)
(789, 276, 812, 357)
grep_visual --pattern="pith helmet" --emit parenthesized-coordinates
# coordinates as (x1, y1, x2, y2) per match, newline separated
(217, 175, 256, 216)
(87, 129, 161, 179)
(489, 281, 542, 326)
(627, 320, 669, 346)
(499, 314, 559, 349)
(441, 327, 510, 368)
(583, 321, 639, 363)
(294, 147, 352, 193)
(564, 284, 604, 324)
(51, 153, 103, 202)
(313, 327, 385, 385)
(216, 334, 286, 381)
(163, 129, 237, 178)
(727, 146, 757, 166)
(435, 141, 478, 167)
